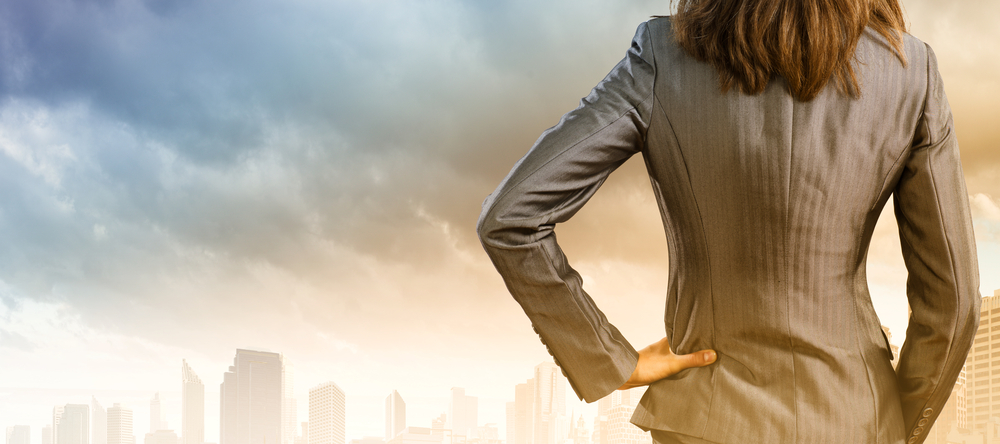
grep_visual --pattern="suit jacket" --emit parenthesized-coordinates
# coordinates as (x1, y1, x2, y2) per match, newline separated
(476, 16, 980, 444)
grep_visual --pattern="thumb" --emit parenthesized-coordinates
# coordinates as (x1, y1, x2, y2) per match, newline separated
(674, 349, 718, 370)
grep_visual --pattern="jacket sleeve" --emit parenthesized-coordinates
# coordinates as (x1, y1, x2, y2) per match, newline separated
(476, 20, 656, 403)
(893, 42, 981, 443)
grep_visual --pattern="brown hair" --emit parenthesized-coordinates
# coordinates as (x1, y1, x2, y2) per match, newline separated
(661, 0, 908, 101)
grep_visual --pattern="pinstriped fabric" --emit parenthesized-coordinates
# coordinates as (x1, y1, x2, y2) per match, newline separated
(477, 15, 979, 444)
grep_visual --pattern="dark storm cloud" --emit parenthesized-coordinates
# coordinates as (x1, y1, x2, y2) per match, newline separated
(0, 0, 996, 355)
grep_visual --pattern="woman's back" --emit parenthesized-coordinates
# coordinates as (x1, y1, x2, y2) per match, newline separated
(477, 15, 979, 444)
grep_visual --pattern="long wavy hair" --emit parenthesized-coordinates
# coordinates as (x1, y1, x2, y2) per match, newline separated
(662, 0, 908, 101)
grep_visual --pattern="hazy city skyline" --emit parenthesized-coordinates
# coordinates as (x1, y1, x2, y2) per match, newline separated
(2, 0, 999, 442)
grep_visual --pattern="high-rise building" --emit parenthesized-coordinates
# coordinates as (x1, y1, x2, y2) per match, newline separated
(505, 402, 515, 444)
(43, 426, 52, 444)
(592, 395, 612, 444)
(605, 389, 649, 444)
(283, 360, 298, 444)
(6, 426, 30, 444)
(925, 364, 968, 444)
(92, 397, 107, 444)
(532, 363, 565, 444)
(448, 388, 478, 439)
(220, 349, 284, 444)
(52, 406, 64, 444)
(385, 391, 406, 441)
(308, 382, 345, 444)
(513, 381, 534, 444)
(150, 394, 165, 432)
(57, 404, 89, 444)
(964, 293, 1000, 431)
(108, 404, 134, 444)
(182, 359, 205, 444)
(568, 415, 589, 444)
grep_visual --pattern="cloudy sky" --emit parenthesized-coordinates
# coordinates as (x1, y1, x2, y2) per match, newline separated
(1, 0, 998, 440)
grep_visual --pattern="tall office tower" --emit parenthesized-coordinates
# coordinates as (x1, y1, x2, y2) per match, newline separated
(93, 397, 107, 444)
(505, 402, 515, 444)
(605, 389, 650, 444)
(308, 382, 345, 444)
(592, 395, 612, 444)
(384, 391, 405, 441)
(283, 360, 298, 444)
(925, 365, 968, 444)
(52, 406, 64, 444)
(965, 294, 1000, 431)
(220, 349, 283, 444)
(108, 404, 134, 444)
(43, 427, 53, 444)
(6, 425, 30, 444)
(513, 381, 534, 444)
(150, 394, 165, 432)
(57, 404, 89, 444)
(568, 415, 589, 444)
(182, 360, 205, 444)
(448, 388, 478, 439)
(532, 363, 565, 444)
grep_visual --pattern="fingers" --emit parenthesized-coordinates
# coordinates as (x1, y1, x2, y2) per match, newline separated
(674, 349, 717, 370)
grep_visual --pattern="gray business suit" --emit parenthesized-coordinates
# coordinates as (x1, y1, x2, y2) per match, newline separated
(476, 16, 980, 444)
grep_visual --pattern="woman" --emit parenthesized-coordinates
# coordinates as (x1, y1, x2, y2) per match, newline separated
(476, 0, 980, 443)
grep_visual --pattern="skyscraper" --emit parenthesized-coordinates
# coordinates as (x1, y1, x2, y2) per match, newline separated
(513, 381, 534, 444)
(283, 360, 298, 444)
(220, 349, 284, 444)
(57, 405, 89, 444)
(182, 360, 205, 444)
(92, 397, 107, 444)
(448, 388, 478, 439)
(6, 426, 30, 444)
(384, 391, 406, 441)
(43, 426, 52, 444)
(52, 406, 64, 444)
(925, 365, 967, 444)
(108, 404, 133, 444)
(308, 382, 345, 444)
(532, 363, 565, 444)
(958, 292, 1000, 431)
(605, 389, 649, 444)
(150, 394, 165, 432)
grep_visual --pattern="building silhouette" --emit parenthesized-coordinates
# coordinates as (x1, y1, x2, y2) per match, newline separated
(449, 388, 478, 439)
(385, 391, 406, 441)
(532, 363, 565, 444)
(512, 381, 533, 444)
(182, 360, 205, 444)
(309, 382, 345, 444)
(964, 293, 1000, 432)
(92, 397, 107, 444)
(56, 405, 89, 444)
(107, 404, 133, 444)
(506, 363, 568, 444)
(220, 349, 283, 444)
(150, 394, 165, 432)
(605, 389, 649, 444)
(283, 360, 297, 444)
(6, 426, 30, 444)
